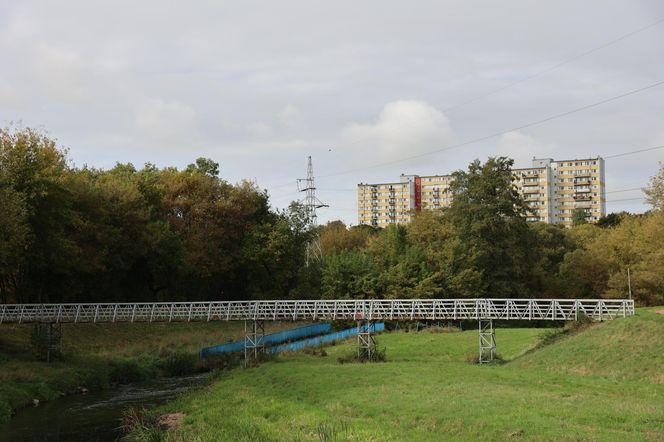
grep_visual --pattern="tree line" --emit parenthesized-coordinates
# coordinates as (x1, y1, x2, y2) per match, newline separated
(0, 127, 313, 303)
(316, 159, 664, 306)
(1, 127, 662, 305)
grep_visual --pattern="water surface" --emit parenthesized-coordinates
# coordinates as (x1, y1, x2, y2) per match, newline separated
(0, 374, 208, 442)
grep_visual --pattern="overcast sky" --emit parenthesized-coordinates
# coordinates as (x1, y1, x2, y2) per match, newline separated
(1, 1, 663, 224)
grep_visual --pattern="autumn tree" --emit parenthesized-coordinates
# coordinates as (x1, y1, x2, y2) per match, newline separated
(644, 162, 664, 210)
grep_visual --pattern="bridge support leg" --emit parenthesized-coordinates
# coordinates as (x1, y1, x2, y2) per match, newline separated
(478, 319, 496, 364)
(357, 320, 378, 361)
(31, 322, 62, 362)
(244, 319, 264, 366)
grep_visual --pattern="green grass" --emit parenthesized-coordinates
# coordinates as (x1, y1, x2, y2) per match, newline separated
(148, 310, 664, 441)
(0, 321, 296, 423)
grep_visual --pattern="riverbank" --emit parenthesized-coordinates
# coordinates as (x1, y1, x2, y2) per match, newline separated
(0, 321, 296, 423)
(138, 309, 664, 440)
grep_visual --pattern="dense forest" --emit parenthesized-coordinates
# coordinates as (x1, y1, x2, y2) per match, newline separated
(1, 127, 662, 305)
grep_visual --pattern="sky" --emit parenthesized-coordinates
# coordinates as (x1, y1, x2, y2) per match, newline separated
(1, 1, 663, 224)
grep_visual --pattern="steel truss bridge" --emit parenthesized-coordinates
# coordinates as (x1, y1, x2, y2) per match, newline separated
(0, 298, 634, 364)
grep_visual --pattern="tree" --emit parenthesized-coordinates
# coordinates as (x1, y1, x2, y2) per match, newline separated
(186, 157, 220, 178)
(558, 249, 610, 298)
(0, 187, 29, 303)
(572, 208, 589, 226)
(443, 157, 535, 297)
(0, 127, 77, 303)
(320, 250, 376, 299)
(644, 162, 664, 210)
(596, 212, 624, 228)
(320, 221, 372, 255)
(529, 222, 575, 297)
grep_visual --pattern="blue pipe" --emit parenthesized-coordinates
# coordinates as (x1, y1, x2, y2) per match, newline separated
(268, 323, 385, 353)
(200, 322, 332, 358)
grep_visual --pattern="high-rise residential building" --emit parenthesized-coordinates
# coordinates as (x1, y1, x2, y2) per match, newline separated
(357, 157, 605, 228)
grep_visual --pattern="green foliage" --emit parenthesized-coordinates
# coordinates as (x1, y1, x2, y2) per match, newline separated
(2, 126, 664, 305)
(110, 358, 160, 383)
(157, 350, 197, 377)
(444, 157, 536, 297)
(321, 250, 376, 299)
(571, 207, 589, 226)
(119, 407, 163, 442)
(0, 127, 312, 303)
(0, 321, 268, 421)
(148, 314, 664, 441)
(315, 159, 664, 305)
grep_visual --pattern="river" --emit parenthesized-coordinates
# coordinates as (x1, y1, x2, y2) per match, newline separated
(0, 373, 209, 442)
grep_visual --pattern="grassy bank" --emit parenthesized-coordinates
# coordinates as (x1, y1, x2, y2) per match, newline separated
(142, 309, 664, 441)
(0, 321, 295, 423)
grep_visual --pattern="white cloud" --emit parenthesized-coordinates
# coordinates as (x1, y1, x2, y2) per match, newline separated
(341, 100, 455, 162)
(246, 121, 273, 138)
(278, 104, 303, 129)
(498, 131, 555, 166)
(0, 1, 661, 224)
(133, 98, 197, 147)
(31, 45, 88, 101)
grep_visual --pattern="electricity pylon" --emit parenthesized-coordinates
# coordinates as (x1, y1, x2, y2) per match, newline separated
(297, 156, 328, 266)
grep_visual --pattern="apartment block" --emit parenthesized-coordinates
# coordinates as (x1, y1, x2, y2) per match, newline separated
(357, 157, 605, 228)
(357, 178, 416, 227)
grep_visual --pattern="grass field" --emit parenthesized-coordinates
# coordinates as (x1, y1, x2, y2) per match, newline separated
(0, 321, 294, 423)
(146, 309, 664, 441)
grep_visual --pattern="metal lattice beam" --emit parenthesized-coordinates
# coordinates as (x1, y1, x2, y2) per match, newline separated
(244, 319, 265, 364)
(357, 320, 378, 361)
(478, 319, 496, 364)
(0, 299, 634, 324)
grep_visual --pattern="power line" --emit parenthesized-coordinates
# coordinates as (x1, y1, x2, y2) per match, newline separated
(605, 144, 664, 159)
(606, 197, 646, 203)
(318, 79, 664, 179)
(262, 18, 664, 192)
(441, 16, 664, 113)
(270, 167, 654, 201)
(605, 187, 643, 194)
(324, 16, 664, 153)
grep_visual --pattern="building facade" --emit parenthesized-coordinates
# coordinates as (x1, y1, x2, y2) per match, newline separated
(357, 157, 605, 228)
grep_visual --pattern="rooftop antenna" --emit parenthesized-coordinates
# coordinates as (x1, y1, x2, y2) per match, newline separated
(297, 156, 328, 265)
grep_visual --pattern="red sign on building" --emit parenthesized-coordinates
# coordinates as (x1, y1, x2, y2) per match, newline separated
(414, 176, 422, 212)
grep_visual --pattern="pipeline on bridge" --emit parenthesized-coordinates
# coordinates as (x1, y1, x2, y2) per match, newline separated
(0, 298, 635, 364)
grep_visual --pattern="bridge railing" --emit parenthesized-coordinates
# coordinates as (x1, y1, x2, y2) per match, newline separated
(0, 299, 634, 324)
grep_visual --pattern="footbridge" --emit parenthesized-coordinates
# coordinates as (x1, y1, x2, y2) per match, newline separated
(0, 298, 634, 364)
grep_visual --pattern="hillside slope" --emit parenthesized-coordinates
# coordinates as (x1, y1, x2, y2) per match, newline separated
(512, 308, 664, 384)
(145, 316, 664, 441)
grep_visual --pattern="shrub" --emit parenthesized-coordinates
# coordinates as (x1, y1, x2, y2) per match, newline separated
(157, 350, 197, 377)
(109, 358, 156, 383)
(119, 407, 162, 441)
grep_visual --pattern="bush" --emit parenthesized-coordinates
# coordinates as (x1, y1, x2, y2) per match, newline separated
(119, 407, 162, 441)
(0, 401, 12, 425)
(157, 350, 197, 377)
(197, 353, 242, 372)
(110, 358, 157, 383)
